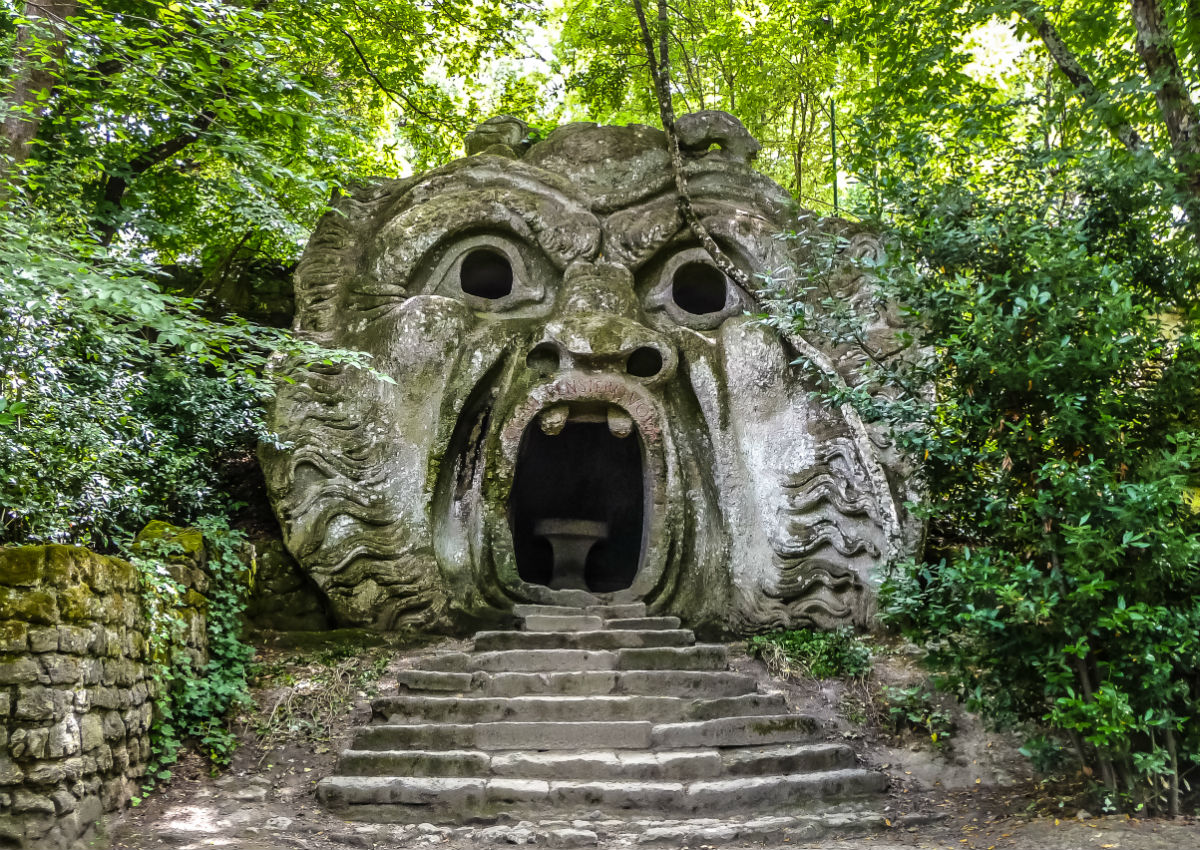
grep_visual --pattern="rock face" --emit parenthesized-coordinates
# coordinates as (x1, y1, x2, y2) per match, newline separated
(318, 604, 886, 822)
(262, 111, 919, 634)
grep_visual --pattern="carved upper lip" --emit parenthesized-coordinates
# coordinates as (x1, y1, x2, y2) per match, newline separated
(499, 373, 664, 455)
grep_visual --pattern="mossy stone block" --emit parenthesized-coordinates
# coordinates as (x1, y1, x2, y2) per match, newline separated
(0, 621, 28, 652)
(0, 547, 44, 587)
(134, 521, 206, 567)
(0, 588, 60, 625)
(57, 585, 100, 623)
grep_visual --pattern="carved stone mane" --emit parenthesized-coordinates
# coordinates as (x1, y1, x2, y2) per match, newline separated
(261, 113, 920, 634)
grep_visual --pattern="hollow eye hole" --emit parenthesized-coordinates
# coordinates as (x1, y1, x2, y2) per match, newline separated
(460, 248, 513, 299)
(671, 261, 729, 315)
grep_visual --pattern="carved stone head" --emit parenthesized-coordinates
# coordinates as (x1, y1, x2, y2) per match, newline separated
(261, 112, 919, 633)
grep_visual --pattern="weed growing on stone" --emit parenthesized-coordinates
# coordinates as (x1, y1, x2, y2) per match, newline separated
(129, 518, 253, 804)
(250, 647, 390, 762)
(880, 684, 955, 748)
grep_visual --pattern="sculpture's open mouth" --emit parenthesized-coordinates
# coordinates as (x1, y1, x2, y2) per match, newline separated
(508, 402, 646, 593)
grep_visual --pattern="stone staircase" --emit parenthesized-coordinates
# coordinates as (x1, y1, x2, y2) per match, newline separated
(317, 603, 886, 823)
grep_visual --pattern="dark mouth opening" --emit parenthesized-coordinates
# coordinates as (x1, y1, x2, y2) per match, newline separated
(508, 409, 645, 593)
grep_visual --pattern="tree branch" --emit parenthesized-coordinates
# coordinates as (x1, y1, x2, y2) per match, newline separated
(339, 28, 457, 131)
(1016, 3, 1144, 152)
(630, 0, 750, 290)
(95, 111, 215, 245)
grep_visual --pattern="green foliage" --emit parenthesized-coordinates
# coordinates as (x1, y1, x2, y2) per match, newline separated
(747, 627, 872, 680)
(762, 2, 1200, 810)
(1, 0, 534, 548)
(129, 517, 254, 801)
(555, 0, 845, 204)
(0, 206, 375, 547)
(880, 684, 954, 747)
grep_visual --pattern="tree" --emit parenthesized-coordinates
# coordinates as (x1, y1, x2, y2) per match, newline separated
(0, 0, 534, 546)
(781, 0, 1200, 815)
(558, 0, 848, 206)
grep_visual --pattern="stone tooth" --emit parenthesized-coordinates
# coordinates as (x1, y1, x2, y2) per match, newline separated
(607, 406, 634, 438)
(539, 405, 569, 436)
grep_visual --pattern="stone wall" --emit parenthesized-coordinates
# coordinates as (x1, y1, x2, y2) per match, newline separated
(0, 540, 207, 849)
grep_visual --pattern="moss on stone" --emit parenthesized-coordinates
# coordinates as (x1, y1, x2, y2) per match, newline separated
(0, 547, 44, 588)
(0, 588, 60, 625)
(56, 584, 99, 623)
(134, 521, 206, 567)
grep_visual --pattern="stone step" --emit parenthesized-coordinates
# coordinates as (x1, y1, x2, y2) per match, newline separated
(521, 614, 683, 632)
(514, 603, 647, 619)
(431, 670, 759, 698)
(651, 715, 822, 748)
(317, 768, 886, 821)
(336, 743, 855, 782)
(370, 693, 788, 724)
(604, 616, 682, 630)
(521, 614, 604, 632)
(473, 629, 695, 651)
(354, 721, 656, 752)
(464, 645, 727, 673)
(617, 645, 727, 670)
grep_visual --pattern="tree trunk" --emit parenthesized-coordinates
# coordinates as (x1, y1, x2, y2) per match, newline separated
(1017, 3, 1144, 152)
(1129, 0, 1200, 243)
(1, 0, 79, 177)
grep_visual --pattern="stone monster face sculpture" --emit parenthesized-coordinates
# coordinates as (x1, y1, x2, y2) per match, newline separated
(261, 112, 919, 633)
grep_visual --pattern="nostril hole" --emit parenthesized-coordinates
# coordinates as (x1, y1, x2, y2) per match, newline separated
(626, 347, 664, 378)
(526, 343, 560, 376)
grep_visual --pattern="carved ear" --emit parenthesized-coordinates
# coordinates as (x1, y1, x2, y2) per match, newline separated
(674, 110, 761, 163)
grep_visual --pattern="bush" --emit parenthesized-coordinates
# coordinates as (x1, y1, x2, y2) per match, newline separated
(769, 133, 1200, 814)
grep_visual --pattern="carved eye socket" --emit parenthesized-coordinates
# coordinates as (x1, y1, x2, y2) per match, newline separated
(460, 248, 514, 299)
(418, 234, 544, 312)
(671, 261, 729, 315)
(645, 248, 746, 330)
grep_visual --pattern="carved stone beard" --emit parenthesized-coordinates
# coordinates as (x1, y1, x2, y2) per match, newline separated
(261, 117, 917, 634)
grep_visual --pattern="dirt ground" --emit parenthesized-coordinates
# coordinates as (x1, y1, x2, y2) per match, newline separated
(106, 633, 1200, 850)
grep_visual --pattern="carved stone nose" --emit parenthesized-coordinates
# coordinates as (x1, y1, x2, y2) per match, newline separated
(559, 260, 638, 318)
(525, 260, 677, 383)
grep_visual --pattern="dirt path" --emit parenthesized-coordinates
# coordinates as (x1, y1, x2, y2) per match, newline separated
(107, 635, 1200, 850)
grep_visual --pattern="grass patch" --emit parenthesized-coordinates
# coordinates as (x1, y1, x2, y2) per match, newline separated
(747, 627, 872, 679)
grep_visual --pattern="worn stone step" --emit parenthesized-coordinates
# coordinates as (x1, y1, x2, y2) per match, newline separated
(337, 744, 857, 783)
(604, 616, 681, 630)
(335, 748, 726, 781)
(337, 749, 489, 778)
(352, 724, 476, 750)
(651, 714, 822, 748)
(468, 649, 618, 673)
(616, 645, 727, 670)
(473, 629, 695, 651)
(370, 693, 787, 724)
(719, 743, 858, 775)
(472, 670, 761, 698)
(514, 603, 647, 619)
(682, 769, 888, 810)
(489, 749, 724, 781)
(522, 614, 604, 632)
(394, 670, 473, 692)
(353, 722, 657, 752)
(411, 652, 470, 672)
(475, 721, 654, 750)
(317, 768, 886, 820)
